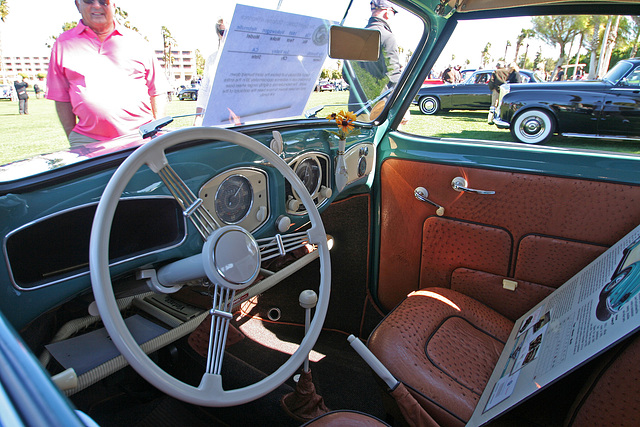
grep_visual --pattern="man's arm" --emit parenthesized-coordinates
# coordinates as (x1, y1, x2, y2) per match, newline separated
(54, 101, 77, 137)
(150, 94, 167, 119)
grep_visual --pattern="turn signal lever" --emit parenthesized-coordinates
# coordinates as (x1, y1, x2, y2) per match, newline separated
(414, 187, 445, 216)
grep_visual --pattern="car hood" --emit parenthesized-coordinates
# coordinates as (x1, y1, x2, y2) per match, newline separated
(0, 134, 147, 182)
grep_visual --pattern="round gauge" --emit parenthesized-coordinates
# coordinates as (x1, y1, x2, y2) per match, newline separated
(215, 175, 253, 224)
(295, 157, 321, 195)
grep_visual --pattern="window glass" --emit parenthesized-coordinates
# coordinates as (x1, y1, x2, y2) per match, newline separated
(400, 14, 640, 157)
(622, 66, 640, 87)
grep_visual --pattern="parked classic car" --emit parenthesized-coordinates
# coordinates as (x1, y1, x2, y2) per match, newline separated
(413, 69, 540, 115)
(494, 58, 640, 144)
(1, 1, 640, 427)
(178, 86, 199, 101)
(0, 84, 13, 100)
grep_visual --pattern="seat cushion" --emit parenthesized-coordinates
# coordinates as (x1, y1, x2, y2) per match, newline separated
(368, 287, 514, 427)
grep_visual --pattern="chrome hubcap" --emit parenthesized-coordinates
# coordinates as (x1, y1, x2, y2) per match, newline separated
(521, 117, 543, 137)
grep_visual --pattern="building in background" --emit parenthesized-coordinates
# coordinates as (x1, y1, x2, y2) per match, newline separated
(1, 55, 50, 84)
(155, 49, 197, 91)
(1, 48, 196, 90)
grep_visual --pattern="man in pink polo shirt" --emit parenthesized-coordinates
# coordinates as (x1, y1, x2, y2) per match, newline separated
(47, 0, 170, 145)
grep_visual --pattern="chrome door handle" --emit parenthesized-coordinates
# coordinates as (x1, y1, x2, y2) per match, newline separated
(451, 177, 495, 195)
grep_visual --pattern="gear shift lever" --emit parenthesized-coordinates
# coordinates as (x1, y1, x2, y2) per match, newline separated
(299, 290, 318, 373)
(281, 289, 329, 421)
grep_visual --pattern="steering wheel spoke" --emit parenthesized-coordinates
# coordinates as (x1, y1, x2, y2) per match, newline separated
(156, 163, 220, 239)
(205, 284, 236, 375)
(257, 230, 310, 261)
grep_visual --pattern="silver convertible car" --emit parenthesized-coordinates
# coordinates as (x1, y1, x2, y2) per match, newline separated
(1, 1, 640, 427)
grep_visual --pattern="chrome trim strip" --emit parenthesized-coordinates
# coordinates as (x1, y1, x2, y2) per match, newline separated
(561, 133, 640, 142)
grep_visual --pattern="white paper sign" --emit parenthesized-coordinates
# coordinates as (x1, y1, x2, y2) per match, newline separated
(202, 5, 330, 126)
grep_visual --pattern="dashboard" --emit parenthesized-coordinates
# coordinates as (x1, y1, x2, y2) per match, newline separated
(0, 127, 375, 328)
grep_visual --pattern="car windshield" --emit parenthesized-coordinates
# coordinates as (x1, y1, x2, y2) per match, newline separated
(602, 60, 633, 84)
(0, 0, 422, 181)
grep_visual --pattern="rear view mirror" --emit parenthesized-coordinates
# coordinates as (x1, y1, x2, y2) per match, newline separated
(329, 26, 380, 61)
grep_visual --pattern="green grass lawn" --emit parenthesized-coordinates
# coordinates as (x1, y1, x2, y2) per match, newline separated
(1, 92, 638, 166)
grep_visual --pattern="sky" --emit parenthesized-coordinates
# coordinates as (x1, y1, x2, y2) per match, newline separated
(0, 0, 386, 58)
(0, 0, 560, 70)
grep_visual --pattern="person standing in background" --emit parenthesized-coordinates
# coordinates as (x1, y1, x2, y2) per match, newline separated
(46, 0, 170, 146)
(344, 0, 402, 120)
(195, 18, 226, 125)
(487, 62, 509, 124)
(14, 77, 29, 115)
(506, 62, 522, 83)
(554, 66, 565, 81)
(534, 63, 547, 81)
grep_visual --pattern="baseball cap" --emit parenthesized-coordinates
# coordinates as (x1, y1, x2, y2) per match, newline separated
(370, 0, 399, 13)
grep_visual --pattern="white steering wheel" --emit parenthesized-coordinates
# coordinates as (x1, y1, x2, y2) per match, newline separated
(89, 127, 331, 406)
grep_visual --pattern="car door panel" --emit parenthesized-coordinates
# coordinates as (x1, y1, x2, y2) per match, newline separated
(600, 88, 640, 136)
(375, 144, 640, 317)
(443, 83, 490, 110)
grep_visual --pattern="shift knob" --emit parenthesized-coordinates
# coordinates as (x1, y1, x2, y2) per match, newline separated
(299, 290, 318, 309)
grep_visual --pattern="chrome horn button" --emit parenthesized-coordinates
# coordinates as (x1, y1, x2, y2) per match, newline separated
(203, 225, 261, 289)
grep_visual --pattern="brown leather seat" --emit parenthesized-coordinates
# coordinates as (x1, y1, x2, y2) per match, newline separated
(367, 287, 514, 427)
(366, 286, 640, 427)
(303, 286, 639, 426)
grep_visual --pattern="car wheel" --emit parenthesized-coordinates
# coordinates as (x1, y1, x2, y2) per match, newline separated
(510, 109, 555, 144)
(418, 96, 439, 115)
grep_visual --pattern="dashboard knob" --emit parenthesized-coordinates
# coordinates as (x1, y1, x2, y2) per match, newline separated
(319, 185, 332, 199)
(270, 131, 284, 155)
(276, 215, 291, 233)
(287, 196, 301, 212)
(256, 206, 267, 222)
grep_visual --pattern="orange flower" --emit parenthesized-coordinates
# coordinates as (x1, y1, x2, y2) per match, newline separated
(326, 110, 359, 140)
(337, 117, 354, 133)
(340, 110, 357, 122)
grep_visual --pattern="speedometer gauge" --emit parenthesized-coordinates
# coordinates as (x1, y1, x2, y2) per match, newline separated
(215, 175, 253, 224)
(295, 157, 321, 195)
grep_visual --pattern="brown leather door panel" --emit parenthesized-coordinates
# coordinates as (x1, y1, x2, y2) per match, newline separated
(377, 158, 640, 312)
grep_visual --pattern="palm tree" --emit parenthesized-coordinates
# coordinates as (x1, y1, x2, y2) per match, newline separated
(503, 40, 511, 61)
(0, 0, 8, 21)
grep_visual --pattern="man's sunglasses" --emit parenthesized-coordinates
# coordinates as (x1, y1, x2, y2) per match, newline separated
(82, 0, 111, 6)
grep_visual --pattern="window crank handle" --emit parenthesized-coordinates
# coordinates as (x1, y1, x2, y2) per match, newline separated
(414, 187, 445, 216)
(451, 177, 495, 195)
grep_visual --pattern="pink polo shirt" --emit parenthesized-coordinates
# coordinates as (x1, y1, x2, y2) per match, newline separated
(46, 21, 170, 141)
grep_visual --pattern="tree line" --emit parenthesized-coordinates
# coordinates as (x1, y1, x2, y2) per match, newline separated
(486, 15, 640, 79)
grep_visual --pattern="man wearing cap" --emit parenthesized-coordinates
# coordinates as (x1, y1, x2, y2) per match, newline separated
(487, 61, 510, 124)
(366, 0, 402, 89)
(346, 0, 402, 118)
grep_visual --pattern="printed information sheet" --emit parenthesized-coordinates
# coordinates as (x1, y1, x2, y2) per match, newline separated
(468, 224, 640, 426)
(202, 5, 330, 126)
